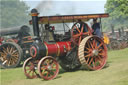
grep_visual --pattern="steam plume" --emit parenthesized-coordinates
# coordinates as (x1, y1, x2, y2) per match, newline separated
(36, 0, 53, 15)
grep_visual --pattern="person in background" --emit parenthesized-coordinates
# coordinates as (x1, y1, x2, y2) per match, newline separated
(92, 18, 102, 38)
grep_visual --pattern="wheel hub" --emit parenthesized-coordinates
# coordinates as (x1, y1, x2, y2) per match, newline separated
(47, 65, 52, 70)
(92, 49, 99, 56)
(6, 54, 11, 60)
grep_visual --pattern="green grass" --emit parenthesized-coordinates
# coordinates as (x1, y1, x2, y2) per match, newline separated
(0, 48, 128, 85)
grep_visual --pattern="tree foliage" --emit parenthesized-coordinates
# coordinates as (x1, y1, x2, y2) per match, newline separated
(0, 0, 30, 28)
(103, 0, 128, 31)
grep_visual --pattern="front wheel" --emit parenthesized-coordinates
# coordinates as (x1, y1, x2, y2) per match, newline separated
(23, 57, 39, 79)
(38, 56, 59, 80)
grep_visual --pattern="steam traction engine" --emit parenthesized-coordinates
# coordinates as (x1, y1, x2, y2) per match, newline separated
(0, 26, 33, 68)
(23, 9, 109, 80)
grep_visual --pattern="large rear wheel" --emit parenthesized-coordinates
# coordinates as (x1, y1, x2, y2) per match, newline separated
(78, 36, 107, 70)
(71, 22, 92, 45)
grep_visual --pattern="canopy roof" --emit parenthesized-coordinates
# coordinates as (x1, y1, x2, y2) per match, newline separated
(29, 13, 109, 24)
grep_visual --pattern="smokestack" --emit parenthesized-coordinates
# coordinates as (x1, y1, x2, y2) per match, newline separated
(31, 8, 40, 37)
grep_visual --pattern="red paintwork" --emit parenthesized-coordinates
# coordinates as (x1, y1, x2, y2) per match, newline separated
(30, 46, 37, 58)
(44, 41, 71, 57)
(6, 39, 18, 43)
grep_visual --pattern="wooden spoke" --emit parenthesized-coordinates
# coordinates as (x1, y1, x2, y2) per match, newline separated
(9, 47, 14, 53)
(83, 32, 89, 35)
(78, 36, 82, 45)
(97, 43, 103, 49)
(84, 53, 91, 58)
(85, 47, 92, 52)
(93, 39, 97, 49)
(84, 51, 90, 53)
(97, 56, 102, 65)
(87, 42, 91, 48)
(80, 24, 84, 33)
(86, 57, 90, 64)
(73, 34, 81, 38)
(74, 25, 81, 33)
(88, 58, 93, 65)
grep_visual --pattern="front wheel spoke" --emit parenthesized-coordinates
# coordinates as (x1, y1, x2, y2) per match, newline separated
(46, 72, 49, 77)
(28, 70, 32, 74)
(32, 71, 35, 76)
(26, 67, 31, 71)
(41, 66, 47, 70)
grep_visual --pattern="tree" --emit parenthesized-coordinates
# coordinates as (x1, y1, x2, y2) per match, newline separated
(102, 0, 128, 31)
(0, 0, 30, 28)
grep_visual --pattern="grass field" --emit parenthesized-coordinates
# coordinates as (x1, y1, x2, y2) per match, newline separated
(0, 48, 128, 85)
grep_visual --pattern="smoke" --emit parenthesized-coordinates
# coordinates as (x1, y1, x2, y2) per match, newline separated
(36, 0, 53, 15)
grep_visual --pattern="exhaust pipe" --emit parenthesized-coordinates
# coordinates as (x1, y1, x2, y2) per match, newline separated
(31, 9, 40, 38)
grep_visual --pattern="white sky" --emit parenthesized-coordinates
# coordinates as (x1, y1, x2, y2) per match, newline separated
(21, 0, 107, 1)
(23, 0, 107, 16)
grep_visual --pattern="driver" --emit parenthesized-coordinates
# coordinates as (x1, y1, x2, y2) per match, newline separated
(92, 18, 102, 38)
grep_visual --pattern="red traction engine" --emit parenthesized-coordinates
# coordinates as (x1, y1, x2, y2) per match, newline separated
(23, 9, 108, 80)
